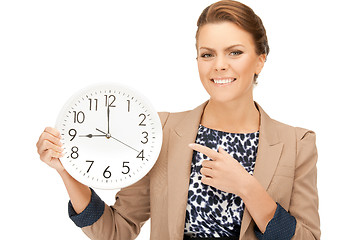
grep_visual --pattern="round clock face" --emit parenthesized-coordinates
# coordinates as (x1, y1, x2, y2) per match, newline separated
(55, 83, 163, 190)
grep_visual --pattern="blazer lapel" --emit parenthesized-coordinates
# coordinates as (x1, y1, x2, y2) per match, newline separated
(239, 101, 284, 239)
(168, 101, 209, 239)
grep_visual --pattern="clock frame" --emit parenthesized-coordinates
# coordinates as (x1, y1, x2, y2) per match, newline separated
(55, 83, 163, 190)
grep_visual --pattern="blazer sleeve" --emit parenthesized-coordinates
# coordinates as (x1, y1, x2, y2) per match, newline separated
(80, 111, 170, 240)
(290, 128, 321, 239)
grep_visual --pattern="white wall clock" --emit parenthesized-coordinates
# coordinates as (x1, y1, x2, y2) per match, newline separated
(55, 83, 163, 190)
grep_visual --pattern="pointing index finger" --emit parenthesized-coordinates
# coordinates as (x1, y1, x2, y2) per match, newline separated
(188, 143, 220, 160)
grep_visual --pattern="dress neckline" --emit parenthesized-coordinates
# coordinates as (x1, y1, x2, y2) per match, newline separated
(199, 124, 259, 135)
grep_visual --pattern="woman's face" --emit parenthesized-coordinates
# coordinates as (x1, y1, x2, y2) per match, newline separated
(197, 21, 266, 103)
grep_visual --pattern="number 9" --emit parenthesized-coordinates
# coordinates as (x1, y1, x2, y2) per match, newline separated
(69, 129, 77, 141)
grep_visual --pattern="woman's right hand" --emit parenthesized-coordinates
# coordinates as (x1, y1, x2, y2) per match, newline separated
(36, 127, 65, 172)
(36, 127, 92, 214)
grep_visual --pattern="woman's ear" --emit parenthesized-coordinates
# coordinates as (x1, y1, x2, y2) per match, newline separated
(255, 53, 266, 75)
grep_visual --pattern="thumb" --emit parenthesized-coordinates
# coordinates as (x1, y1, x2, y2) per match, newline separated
(218, 146, 232, 158)
(218, 146, 226, 153)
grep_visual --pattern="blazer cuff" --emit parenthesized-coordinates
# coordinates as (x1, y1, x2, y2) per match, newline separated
(68, 187, 105, 228)
(254, 202, 296, 240)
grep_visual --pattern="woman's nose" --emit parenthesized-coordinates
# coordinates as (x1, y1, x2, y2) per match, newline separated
(214, 56, 228, 71)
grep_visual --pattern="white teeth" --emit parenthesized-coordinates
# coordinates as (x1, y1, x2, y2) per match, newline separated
(213, 78, 235, 84)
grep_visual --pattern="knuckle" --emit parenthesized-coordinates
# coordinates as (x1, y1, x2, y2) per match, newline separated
(48, 149, 56, 157)
(40, 141, 48, 150)
(50, 135, 61, 146)
(45, 140, 55, 151)
(53, 151, 60, 158)
(54, 129, 61, 138)
(43, 139, 50, 148)
(56, 145, 63, 152)
(54, 138, 61, 146)
(37, 133, 45, 146)
(37, 136, 45, 148)
(44, 127, 61, 138)
(40, 133, 48, 143)
(38, 142, 45, 153)
(44, 127, 52, 133)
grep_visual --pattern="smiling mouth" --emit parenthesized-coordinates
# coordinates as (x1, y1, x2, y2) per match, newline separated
(210, 77, 237, 85)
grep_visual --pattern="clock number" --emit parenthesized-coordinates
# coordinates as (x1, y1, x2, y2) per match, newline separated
(86, 160, 94, 173)
(122, 161, 130, 174)
(137, 149, 145, 160)
(68, 129, 77, 141)
(127, 100, 130, 112)
(141, 131, 148, 144)
(104, 95, 116, 107)
(89, 98, 98, 111)
(103, 166, 111, 179)
(71, 146, 79, 159)
(73, 111, 85, 124)
(139, 113, 146, 126)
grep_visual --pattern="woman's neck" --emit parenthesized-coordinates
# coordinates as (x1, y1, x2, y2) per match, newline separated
(200, 98, 260, 134)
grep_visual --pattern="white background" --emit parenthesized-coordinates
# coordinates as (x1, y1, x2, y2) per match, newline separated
(1, 0, 359, 239)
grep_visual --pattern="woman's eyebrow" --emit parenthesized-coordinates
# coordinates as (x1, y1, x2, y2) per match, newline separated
(199, 44, 246, 51)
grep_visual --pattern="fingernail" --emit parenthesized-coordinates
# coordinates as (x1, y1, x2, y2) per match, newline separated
(188, 143, 195, 147)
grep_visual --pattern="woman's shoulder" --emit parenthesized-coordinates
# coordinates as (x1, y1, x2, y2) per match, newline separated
(157, 109, 193, 129)
(157, 100, 209, 128)
(271, 118, 316, 143)
(256, 101, 316, 142)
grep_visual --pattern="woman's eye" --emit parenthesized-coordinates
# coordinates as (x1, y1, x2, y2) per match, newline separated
(201, 53, 213, 58)
(230, 51, 243, 56)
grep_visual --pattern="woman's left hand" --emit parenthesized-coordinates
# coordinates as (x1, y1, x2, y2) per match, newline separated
(188, 143, 252, 197)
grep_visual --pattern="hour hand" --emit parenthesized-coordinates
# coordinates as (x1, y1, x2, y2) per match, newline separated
(79, 134, 107, 138)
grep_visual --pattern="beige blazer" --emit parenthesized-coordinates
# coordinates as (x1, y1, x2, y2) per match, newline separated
(81, 100, 321, 240)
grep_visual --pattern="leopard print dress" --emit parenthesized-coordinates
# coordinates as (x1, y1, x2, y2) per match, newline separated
(183, 124, 259, 238)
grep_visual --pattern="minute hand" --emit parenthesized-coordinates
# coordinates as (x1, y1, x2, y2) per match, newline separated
(107, 105, 110, 135)
(95, 128, 140, 153)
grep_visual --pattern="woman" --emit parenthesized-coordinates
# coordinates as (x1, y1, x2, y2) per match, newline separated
(36, 0, 320, 239)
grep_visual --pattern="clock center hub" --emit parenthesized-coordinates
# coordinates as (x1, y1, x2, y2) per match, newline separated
(106, 133, 111, 139)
